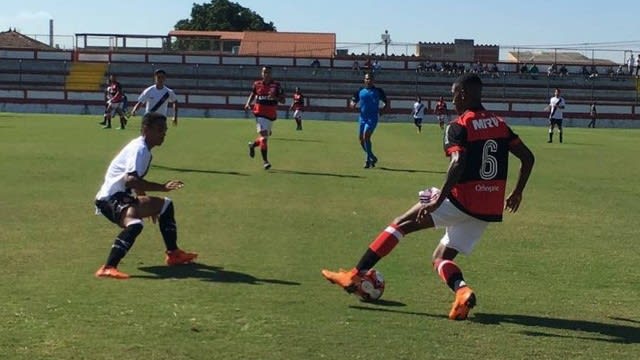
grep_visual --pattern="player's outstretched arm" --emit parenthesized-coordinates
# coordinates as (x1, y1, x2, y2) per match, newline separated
(505, 141, 535, 213)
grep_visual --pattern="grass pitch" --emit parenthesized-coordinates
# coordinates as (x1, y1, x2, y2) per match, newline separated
(1, 113, 639, 359)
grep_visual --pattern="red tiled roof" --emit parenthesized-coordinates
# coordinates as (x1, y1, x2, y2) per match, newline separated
(240, 31, 335, 57)
(0, 30, 54, 49)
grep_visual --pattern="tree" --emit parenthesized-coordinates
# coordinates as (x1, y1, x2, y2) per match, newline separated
(173, 0, 276, 52)
(175, 0, 276, 32)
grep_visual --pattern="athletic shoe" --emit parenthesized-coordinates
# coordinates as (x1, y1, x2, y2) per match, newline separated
(263, 162, 272, 170)
(448, 286, 476, 320)
(321, 268, 361, 294)
(165, 249, 198, 266)
(95, 265, 129, 279)
(363, 161, 372, 169)
(248, 142, 255, 158)
(98, 121, 106, 125)
(116, 127, 125, 130)
(370, 156, 378, 168)
(102, 125, 112, 129)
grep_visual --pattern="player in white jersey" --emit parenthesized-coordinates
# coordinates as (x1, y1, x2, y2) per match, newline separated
(94, 112, 197, 279)
(545, 88, 565, 143)
(130, 69, 179, 126)
(411, 96, 426, 133)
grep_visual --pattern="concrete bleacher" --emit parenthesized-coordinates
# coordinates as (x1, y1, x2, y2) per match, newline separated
(1, 51, 639, 127)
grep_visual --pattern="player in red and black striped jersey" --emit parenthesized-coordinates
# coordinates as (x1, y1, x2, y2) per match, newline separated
(290, 87, 305, 131)
(244, 66, 285, 170)
(321, 74, 535, 320)
(99, 74, 128, 130)
(434, 96, 448, 130)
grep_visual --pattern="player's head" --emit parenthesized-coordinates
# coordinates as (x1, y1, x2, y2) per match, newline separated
(439, 96, 444, 102)
(295, 87, 300, 93)
(554, 88, 561, 97)
(154, 69, 166, 87)
(451, 73, 482, 115)
(261, 66, 273, 81)
(109, 74, 117, 83)
(416, 96, 421, 102)
(364, 72, 374, 87)
(141, 112, 168, 147)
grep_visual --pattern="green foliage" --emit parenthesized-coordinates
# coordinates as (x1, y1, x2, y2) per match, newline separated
(1, 114, 639, 359)
(173, 0, 276, 51)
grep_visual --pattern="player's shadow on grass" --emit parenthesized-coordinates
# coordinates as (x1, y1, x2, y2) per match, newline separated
(270, 169, 363, 178)
(349, 304, 448, 319)
(378, 167, 446, 174)
(134, 263, 300, 286)
(272, 137, 323, 143)
(472, 313, 640, 344)
(152, 164, 249, 176)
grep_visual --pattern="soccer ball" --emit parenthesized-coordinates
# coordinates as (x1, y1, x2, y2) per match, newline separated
(356, 269, 385, 302)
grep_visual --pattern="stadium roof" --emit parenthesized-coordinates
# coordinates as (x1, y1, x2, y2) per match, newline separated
(507, 51, 617, 65)
(0, 29, 55, 50)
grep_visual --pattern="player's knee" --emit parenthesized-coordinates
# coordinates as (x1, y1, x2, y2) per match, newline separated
(160, 197, 173, 217)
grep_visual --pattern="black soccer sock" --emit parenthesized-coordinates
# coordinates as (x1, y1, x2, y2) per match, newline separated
(260, 149, 268, 163)
(105, 222, 143, 267)
(548, 132, 553, 142)
(559, 131, 563, 143)
(355, 249, 381, 273)
(159, 200, 178, 251)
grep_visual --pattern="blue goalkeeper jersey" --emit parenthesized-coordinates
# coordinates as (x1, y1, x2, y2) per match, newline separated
(352, 86, 387, 123)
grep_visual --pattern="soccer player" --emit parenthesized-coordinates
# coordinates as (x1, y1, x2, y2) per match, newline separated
(588, 102, 597, 128)
(351, 72, 388, 168)
(130, 69, 178, 126)
(290, 87, 305, 131)
(94, 112, 197, 279)
(434, 96, 448, 130)
(411, 96, 425, 133)
(322, 74, 535, 320)
(546, 88, 565, 143)
(244, 66, 285, 170)
(100, 74, 128, 130)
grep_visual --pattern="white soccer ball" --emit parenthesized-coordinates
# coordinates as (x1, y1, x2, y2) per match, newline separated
(356, 269, 385, 302)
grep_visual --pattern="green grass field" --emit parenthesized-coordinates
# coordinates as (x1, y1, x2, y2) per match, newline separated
(1, 113, 639, 360)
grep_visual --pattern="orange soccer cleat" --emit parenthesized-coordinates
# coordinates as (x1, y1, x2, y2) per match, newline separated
(165, 249, 198, 266)
(95, 265, 130, 280)
(449, 286, 476, 320)
(321, 268, 362, 294)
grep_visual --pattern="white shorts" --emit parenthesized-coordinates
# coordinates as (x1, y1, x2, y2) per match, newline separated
(107, 101, 124, 116)
(293, 109, 303, 120)
(428, 194, 489, 255)
(255, 116, 274, 134)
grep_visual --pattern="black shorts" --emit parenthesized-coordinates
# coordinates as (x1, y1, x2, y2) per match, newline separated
(95, 192, 138, 225)
(549, 118, 563, 127)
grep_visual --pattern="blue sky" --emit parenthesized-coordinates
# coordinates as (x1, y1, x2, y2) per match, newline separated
(1, 0, 638, 62)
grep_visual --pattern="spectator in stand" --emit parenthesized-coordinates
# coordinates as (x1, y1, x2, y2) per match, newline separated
(547, 63, 557, 78)
(519, 63, 529, 78)
(614, 64, 624, 80)
(352, 60, 361, 75)
(559, 64, 568, 77)
(311, 58, 321, 76)
(627, 53, 635, 75)
(372, 59, 382, 74)
(582, 66, 591, 79)
(635, 54, 640, 76)
(529, 64, 539, 80)
(589, 66, 599, 79)
(490, 63, 500, 78)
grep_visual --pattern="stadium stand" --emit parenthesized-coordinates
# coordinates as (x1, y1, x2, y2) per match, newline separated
(1, 47, 639, 127)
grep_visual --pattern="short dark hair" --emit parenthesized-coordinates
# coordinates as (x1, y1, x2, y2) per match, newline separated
(154, 69, 166, 75)
(142, 112, 167, 128)
(454, 73, 482, 97)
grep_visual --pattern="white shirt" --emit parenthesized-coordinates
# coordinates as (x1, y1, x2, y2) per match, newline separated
(95, 136, 152, 200)
(412, 101, 425, 119)
(138, 85, 177, 116)
(549, 96, 565, 119)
